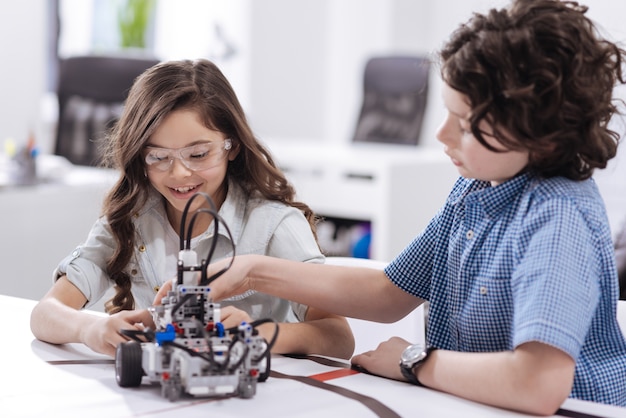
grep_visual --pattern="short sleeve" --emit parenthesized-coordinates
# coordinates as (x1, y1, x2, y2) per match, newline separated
(55, 217, 117, 307)
(512, 196, 601, 359)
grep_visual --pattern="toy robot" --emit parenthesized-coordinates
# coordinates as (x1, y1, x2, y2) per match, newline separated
(114, 193, 276, 401)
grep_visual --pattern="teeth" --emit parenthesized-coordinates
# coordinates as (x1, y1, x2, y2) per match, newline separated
(174, 186, 196, 193)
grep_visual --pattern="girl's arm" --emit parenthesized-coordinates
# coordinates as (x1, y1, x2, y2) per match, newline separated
(257, 306, 355, 359)
(30, 275, 153, 357)
(218, 304, 355, 359)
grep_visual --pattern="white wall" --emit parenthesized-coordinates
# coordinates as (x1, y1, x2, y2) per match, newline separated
(0, 3, 47, 150)
(2, 0, 626, 294)
(6, 0, 626, 152)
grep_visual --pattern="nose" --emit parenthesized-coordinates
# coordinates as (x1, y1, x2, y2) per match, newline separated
(436, 116, 455, 146)
(170, 156, 193, 177)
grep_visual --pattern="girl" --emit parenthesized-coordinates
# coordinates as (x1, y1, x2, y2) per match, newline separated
(30, 59, 354, 360)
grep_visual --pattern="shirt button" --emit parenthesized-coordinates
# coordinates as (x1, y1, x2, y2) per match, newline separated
(154, 285, 160, 292)
(130, 269, 138, 275)
(480, 286, 488, 295)
(466, 230, 474, 239)
(139, 245, 146, 252)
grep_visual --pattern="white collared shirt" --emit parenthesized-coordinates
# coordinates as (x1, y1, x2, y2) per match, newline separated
(55, 180, 323, 322)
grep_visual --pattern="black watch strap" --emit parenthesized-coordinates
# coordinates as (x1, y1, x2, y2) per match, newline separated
(400, 347, 435, 386)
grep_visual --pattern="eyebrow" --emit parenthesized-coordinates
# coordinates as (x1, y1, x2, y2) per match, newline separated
(448, 109, 470, 120)
(144, 140, 214, 149)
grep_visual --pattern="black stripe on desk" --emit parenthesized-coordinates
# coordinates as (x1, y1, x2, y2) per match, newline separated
(270, 370, 402, 418)
(46, 357, 609, 418)
(285, 355, 615, 418)
(47, 356, 400, 417)
(282, 353, 353, 369)
(555, 409, 611, 418)
(47, 359, 115, 365)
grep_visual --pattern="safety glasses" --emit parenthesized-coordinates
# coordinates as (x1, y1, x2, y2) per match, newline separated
(144, 139, 232, 172)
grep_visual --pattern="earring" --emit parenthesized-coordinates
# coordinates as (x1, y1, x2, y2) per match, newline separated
(225, 138, 232, 150)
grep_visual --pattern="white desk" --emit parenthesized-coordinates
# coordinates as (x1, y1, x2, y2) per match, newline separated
(3, 295, 624, 418)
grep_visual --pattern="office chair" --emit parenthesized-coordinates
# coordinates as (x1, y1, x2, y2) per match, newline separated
(54, 55, 160, 166)
(352, 55, 430, 146)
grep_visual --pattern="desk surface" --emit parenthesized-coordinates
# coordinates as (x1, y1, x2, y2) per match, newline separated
(3, 295, 624, 418)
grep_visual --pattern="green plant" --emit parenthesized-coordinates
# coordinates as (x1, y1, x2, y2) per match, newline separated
(118, 0, 155, 49)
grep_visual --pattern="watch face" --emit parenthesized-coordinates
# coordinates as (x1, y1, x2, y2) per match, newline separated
(401, 343, 426, 366)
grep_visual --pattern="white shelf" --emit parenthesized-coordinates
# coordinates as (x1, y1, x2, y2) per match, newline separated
(264, 140, 460, 261)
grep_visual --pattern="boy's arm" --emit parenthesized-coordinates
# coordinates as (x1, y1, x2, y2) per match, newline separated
(208, 254, 423, 322)
(353, 338, 574, 416)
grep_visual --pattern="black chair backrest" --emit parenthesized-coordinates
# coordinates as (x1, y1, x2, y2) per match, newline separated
(54, 55, 160, 166)
(352, 56, 430, 146)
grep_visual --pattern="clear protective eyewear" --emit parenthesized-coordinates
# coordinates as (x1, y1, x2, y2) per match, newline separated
(144, 139, 232, 172)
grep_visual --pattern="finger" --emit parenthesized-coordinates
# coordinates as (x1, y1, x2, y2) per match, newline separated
(102, 345, 116, 358)
(132, 309, 154, 325)
(219, 305, 236, 317)
(153, 278, 175, 305)
(351, 352, 368, 365)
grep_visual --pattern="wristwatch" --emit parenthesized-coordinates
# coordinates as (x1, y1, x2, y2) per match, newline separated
(399, 343, 434, 386)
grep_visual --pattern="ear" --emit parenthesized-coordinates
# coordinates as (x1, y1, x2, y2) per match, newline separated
(227, 139, 241, 161)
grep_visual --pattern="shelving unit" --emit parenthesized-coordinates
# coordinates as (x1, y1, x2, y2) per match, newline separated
(264, 139, 460, 262)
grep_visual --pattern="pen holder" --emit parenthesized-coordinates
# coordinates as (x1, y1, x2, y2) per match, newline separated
(9, 150, 37, 185)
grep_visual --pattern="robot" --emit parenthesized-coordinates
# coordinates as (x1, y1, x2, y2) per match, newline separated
(114, 193, 276, 401)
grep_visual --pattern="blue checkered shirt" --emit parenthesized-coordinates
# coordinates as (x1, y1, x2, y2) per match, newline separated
(386, 173, 626, 406)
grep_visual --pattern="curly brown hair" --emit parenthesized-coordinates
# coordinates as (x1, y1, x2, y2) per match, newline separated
(99, 59, 318, 313)
(439, 0, 626, 180)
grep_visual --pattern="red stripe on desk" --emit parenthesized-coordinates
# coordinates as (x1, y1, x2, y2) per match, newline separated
(308, 368, 361, 382)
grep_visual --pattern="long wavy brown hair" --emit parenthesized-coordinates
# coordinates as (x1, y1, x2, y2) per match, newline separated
(439, 0, 626, 180)
(99, 59, 319, 313)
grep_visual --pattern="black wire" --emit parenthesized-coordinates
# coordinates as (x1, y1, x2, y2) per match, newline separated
(177, 192, 236, 286)
(162, 340, 214, 363)
(226, 318, 279, 361)
(187, 208, 220, 284)
(179, 192, 217, 251)
(160, 191, 267, 373)
(200, 212, 236, 286)
(170, 293, 195, 320)
(227, 341, 249, 372)
(120, 328, 155, 343)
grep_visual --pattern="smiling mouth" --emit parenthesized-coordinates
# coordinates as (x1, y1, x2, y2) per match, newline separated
(172, 185, 199, 193)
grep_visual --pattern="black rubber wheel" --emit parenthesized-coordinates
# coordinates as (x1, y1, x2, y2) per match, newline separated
(115, 341, 143, 387)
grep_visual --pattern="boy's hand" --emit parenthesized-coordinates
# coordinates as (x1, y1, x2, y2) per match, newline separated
(152, 255, 255, 306)
(351, 336, 412, 381)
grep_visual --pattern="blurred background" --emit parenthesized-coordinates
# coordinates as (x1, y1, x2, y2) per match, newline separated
(2, 0, 626, 305)
(7, 0, 624, 151)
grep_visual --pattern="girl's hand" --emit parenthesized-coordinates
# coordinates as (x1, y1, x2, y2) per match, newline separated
(219, 305, 253, 328)
(153, 278, 175, 306)
(81, 309, 154, 357)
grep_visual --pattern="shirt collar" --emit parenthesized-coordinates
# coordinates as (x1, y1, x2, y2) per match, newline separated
(462, 172, 534, 218)
(213, 179, 246, 245)
(138, 179, 248, 246)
